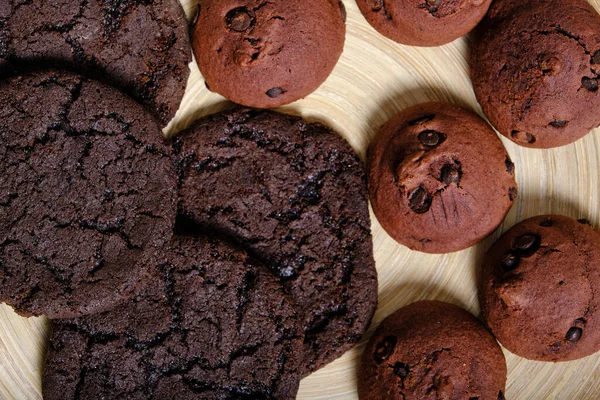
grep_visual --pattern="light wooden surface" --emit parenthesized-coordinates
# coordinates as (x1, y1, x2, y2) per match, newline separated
(2, 0, 600, 399)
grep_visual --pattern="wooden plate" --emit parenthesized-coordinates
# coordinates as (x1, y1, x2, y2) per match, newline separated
(1, 1, 600, 398)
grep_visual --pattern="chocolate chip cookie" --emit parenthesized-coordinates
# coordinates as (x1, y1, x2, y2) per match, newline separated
(0, 70, 177, 318)
(193, 0, 346, 108)
(0, 0, 191, 124)
(43, 234, 304, 400)
(471, 0, 600, 148)
(173, 108, 378, 373)
(356, 0, 492, 47)
(479, 215, 600, 361)
(367, 102, 517, 253)
(359, 300, 507, 400)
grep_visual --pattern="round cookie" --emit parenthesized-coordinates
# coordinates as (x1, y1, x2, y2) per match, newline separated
(173, 108, 378, 373)
(0, 70, 177, 318)
(43, 235, 304, 400)
(193, 0, 346, 108)
(478, 215, 600, 361)
(0, 0, 191, 124)
(367, 102, 517, 253)
(359, 300, 507, 400)
(471, 0, 600, 148)
(355, 0, 492, 47)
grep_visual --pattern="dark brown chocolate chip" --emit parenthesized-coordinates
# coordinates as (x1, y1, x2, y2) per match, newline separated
(512, 234, 540, 257)
(205, 81, 211, 91)
(511, 130, 535, 144)
(539, 219, 553, 227)
(582, 77, 599, 91)
(592, 50, 600, 65)
(226, 9, 253, 32)
(498, 391, 505, 400)
(339, 1, 347, 22)
(565, 327, 582, 342)
(418, 130, 446, 147)
(500, 253, 519, 271)
(408, 186, 432, 214)
(371, 0, 383, 11)
(505, 157, 515, 174)
(393, 362, 409, 378)
(508, 187, 518, 201)
(549, 119, 568, 128)
(266, 87, 285, 98)
(577, 218, 591, 225)
(374, 335, 397, 363)
(426, 0, 442, 6)
(574, 318, 586, 325)
(440, 164, 461, 185)
(469, 397, 480, 400)
(409, 114, 435, 126)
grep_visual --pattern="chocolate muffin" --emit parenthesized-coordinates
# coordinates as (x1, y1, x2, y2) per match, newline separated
(479, 215, 600, 361)
(193, 0, 346, 108)
(359, 300, 507, 400)
(43, 235, 304, 400)
(367, 102, 517, 253)
(173, 108, 378, 373)
(0, 0, 191, 124)
(0, 70, 177, 318)
(356, 0, 492, 47)
(471, 0, 600, 148)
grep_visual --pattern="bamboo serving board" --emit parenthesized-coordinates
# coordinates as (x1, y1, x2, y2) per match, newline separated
(2, 0, 600, 399)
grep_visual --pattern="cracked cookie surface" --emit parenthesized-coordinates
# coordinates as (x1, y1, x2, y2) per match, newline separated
(367, 102, 516, 253)
(478, 215, 600, 361)
(356, 0, 491, 46)
(471, 0, 600, 148)
(0, 0, 191, 124)
(173, 108, 378, 374)
(43, 235, 304, 400)
(193, 0, 345, 108)
(359, 300, 507, 400)
(0, 70, 177, 318)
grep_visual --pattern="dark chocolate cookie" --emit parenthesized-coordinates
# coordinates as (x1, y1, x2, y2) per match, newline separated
(367, 102, 517, 253)
(479, 215, 600, 361)
(43, 235, 304, 400)
(193, 0, 346, 108)
(0, 0, 191, 124)
(0, 70, 177, 318)
(471, 0, 600, 148)
(173, 108, 378, 373)
(359, 301, 507, 400)
(356, 0, 492, 47)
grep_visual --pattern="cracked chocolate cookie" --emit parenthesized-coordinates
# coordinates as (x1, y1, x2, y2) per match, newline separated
(173, 108, 378, 374)
(0, 0, 191, 124)
(471, 0, 600, 148)
(43, 234, 304, 400)
(359, 300, 507, 400)
(356, 0, 491, 47)
(367, 102, 517, 253)
(478, 215, 600, 361)
(192, 0, 346, 108)
(0, 70, 177, 318)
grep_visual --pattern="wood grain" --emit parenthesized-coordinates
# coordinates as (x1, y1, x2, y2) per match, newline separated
(1, 0, 600, 399)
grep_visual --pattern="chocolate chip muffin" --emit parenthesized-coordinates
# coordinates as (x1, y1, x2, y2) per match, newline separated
(359, 300, 507, 400)
(193, 0, 346, 108)
(43, 235, 304, 400)
(356, 0, 492, 47)
(0, 0, 191, 124)
(479, 215, 600, 361)
(173, 108, 378, 374)
(0, 71, 177, 318)
(471, 0, 600, 148)
(367, 102, 517, 253)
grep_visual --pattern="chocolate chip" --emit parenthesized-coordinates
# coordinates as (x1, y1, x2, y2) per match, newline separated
(577, 218, 591, 225)
(565, 327, 582, 342)
(498, 391, 505, 400)
(511, 130, 535, 144)
(512, 234, 540, 256)
(205, 81, 211, 91)
(418, 130, 446, 147)
(266, 87, 285, 98)
(592, 50, 600, 65)
(426, 0, 442, 6)
(469, 397, 480, 400)
(574, 318, 586, 325)
(371, 0, 383, 11)
(582, 77, 599, 91)
(508, 187, 517, 201)
(440, 164, 461, 185)
(409, 114, 435, 126)
(374, 335, 397, 362)
(409, 186, 432, 214)
(226, 9, 253, 32)
(505, 157, 515, 174)
(339, 1, 347, 22)
(192, 5, 200, 26)
(393, 362, 409, 378)
(539, 219, 553, 227)
(549, 119, 568, 128)
(500, 253, 519, 271)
